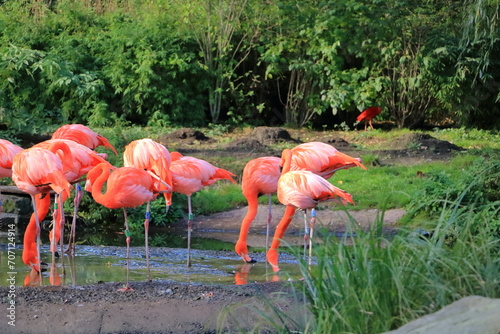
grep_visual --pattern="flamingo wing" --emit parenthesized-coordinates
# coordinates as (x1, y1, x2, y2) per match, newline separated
(123, 139, 172, 195)
(170, 155, 236, 195)
(34, 139, 110, 182)
(277, 170, 354, 209)
(241, 157, 281, 197)
(52, 124, 118, 155)
(12, 148, 72, 197)
(290, 142, 366, 178)
(0, 139, 23, 178)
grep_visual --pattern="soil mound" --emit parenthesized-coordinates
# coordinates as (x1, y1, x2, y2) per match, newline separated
(316, 136, 353, 149)
(249, 126, 298, 145)
(224, 138, 270, 152)
(390, 133, 465, 153)
(158, 128, 212, 145)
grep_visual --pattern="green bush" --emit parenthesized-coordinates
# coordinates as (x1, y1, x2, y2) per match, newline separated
(406, 156, 500, 236)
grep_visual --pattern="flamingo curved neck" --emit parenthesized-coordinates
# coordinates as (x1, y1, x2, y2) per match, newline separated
(90, 164, 111, 203)
(46, 141, 74, 172)
(48, 141, 73, 159)
(281, 149, 292, 174)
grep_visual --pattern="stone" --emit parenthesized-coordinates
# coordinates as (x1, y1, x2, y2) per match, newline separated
(383, 296, 500, 334)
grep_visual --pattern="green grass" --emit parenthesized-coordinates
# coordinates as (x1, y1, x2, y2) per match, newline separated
(67, 126, 499, 238)
(299, 209, 500, 333)
(219, 190, 500, 333)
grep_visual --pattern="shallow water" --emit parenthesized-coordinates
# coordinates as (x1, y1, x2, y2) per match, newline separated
(0, 243, 307, 287)
(0, 210, 324, 287)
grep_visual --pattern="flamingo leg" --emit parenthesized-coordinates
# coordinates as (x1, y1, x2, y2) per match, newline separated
(51, 194, 59, 266)
(57, 192, 66, 274)
(235, 196, 259, 263)
(118, 208, 133, 291)
(267, 206, 296, 272)
(266, 194, 272, 253)
(308, 208, 316, 266)
(187, 195, 193, 267)
(144, 201, 151, 281)
(303, 209, 309, 258)
(30, 195, 43, 285)
(66, 184, 83, 255)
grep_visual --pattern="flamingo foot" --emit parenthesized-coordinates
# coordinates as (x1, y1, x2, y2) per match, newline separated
(266, 249, 280, 273)
(117, 284, 134, 292)
(32, 261, 48, 273)
(239, 253, 256, 263)
(64, 246, 75, 255)
(235, 242, 256, 263)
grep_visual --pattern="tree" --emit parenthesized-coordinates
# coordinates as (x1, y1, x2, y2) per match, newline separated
(0, 45, 104, 130)
(455, 0, 500, 129)
(261, 1, 328, 128)
(177, 0, 265, 124)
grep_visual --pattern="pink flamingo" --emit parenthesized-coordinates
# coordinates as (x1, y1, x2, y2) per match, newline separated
(289, 142, 366, 178)
(170, 152, 237, 266)
(235, 142, 366, 263)
(51, 124, 118, 155)
(86, 163, 164, 291)
(235, 157, 281, 263)
(123, 138, 173, 280)
(33, 139, 112, 255)
(267, 148, 355, 272)
(0, 139, 23, 214)
(289, 142, 366, 250)
(12, 145, 72, 276)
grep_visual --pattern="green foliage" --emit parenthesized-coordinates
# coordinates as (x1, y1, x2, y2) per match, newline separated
(0, 1, 208, 130)
(1, 0, 500, 129)
(433, 127, 500, 150)
(298, 206, 499, 333)
(0, 45, 103, 131)
(189, 183, 245, 215)
(406, 156, 500, 237)
(454, 0, 500, 129)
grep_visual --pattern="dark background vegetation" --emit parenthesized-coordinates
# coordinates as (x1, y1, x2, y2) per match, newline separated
(1, 0, 499, 135)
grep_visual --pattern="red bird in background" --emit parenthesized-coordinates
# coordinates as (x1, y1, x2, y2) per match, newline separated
(357, 106, 382, 131)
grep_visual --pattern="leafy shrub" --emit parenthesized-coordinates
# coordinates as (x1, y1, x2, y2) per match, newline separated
(406, 156, 500, 236)
(298, 207, 500, 333)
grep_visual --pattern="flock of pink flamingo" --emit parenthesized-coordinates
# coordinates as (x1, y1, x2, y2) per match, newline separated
(0, 124, 366, 289)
